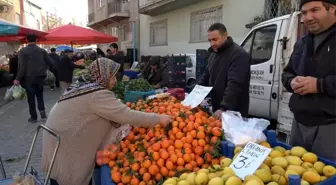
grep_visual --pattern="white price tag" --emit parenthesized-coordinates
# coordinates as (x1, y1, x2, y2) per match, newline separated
(230, 142, 272, 180)
(181, 85, 212, 109)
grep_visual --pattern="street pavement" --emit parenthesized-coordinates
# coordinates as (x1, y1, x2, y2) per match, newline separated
(0, 87, 61, 182)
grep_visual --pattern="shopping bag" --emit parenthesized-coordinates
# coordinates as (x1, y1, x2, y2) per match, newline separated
(44, 70, 55, 86)
(222, 111, 270, 146)
(12, 85, 27, 100)
(4, 85, 14, 101)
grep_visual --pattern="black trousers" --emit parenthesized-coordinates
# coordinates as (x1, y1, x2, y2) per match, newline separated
(23, 76, 45, 119)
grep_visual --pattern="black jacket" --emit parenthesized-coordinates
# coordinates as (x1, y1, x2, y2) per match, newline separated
(143, 63, 169, 87)
(16, 44, 53, 81)
(58, 55, 85, 83)
(9, 55, 18, 78)
(282, 24, 336, 126)
(109, 52, 125, 74)
(199, 37, 250, 117)
(49, 53, 60, 72)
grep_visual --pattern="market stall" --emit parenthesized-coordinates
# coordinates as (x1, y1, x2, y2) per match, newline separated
(92, 87, 336, 185)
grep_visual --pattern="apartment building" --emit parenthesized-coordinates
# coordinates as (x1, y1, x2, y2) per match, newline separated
(87, 0, 140, 54)
(138, 0, 269, 56)
(23, 0, 42, 30)
(0, 0, 23, 54)
(0, 0, 22, 24)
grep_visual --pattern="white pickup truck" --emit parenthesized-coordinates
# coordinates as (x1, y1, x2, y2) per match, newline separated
(240, 11, 307, 141)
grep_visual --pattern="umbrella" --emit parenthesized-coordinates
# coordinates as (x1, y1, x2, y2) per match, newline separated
(0, 18, 47, 36)
(38, 23, 118, 45)
(56, 45, 78, 52)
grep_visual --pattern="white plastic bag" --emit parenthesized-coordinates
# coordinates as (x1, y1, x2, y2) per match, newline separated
(222, 111, 270, 146)
(4, 86, 14, 101)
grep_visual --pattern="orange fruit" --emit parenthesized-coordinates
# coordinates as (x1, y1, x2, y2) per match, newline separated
(148, 165, 159, 176)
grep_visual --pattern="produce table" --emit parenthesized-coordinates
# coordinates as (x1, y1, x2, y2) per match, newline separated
(100, 130, 336, 185)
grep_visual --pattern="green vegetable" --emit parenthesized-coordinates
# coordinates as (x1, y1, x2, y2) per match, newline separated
(126, 79, 153, 92)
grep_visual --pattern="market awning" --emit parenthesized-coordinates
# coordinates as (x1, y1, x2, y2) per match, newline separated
(0, 18, 47, 37)
(38, 23, 118, 45)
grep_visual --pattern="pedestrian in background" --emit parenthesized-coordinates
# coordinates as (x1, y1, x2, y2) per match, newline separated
(49, 48, 60, 90)
(14, 33, 54, 123)
(9, 51, 18, 81)
(58, 49, 85, 93)
(108, 43, 125, 81)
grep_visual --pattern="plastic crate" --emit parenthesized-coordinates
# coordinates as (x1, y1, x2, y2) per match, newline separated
(220, 130, 336, 185)
(123, 70, 140, 79)
(124, 89, 155, 103)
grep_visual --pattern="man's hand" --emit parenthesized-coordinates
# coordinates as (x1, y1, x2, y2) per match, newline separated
(154, 84, 160, 89)
(290, 76, 305, 91)
(159, 115, 173, 127)
(292, 76, 318, 95)
(13, 80, 20, 85)
(213, 110, 223, 120)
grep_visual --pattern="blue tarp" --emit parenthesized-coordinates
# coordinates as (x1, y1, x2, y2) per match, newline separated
(56, 45, 78, 52)
(0, 20, 20, 36)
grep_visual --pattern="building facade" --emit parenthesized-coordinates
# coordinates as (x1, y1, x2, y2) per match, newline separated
(87, 0, 140, 55)
(23, 0, 42, 30)
(0, 0, 22, 24)
(138, 0, 269, 56)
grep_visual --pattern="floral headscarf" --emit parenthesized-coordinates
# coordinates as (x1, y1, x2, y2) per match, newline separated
(89, 57, 120, 88)
(59, 57, 120, 102)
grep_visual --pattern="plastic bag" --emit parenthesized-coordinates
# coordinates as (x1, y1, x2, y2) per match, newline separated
(44, 70, 55, 86)
(12, 85, 27, 100)
(222, 111, 270, 146)
(4, 85, 14, 101)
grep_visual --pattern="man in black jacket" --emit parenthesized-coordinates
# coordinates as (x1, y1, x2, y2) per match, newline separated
(282, 0, 336, 161)
(199, 23, 250, 119)
(14, 34, 54, 123)
(58, 49, 85, 93)
(9, 51, 18, 81)
(49, 48, 60, 89)
(109, 43, 125, 81)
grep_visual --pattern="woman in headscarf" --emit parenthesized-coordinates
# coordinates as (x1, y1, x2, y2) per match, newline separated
(41, 58, 171, 185)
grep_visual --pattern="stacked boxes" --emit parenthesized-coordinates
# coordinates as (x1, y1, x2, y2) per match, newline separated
(167, 55, 187, 88)
(196, 49, 209, 81)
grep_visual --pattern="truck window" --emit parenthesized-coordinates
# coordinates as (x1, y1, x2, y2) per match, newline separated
(242, 25, 277, 65)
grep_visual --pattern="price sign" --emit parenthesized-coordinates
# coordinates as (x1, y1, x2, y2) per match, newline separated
(181, 85, 212, 109)
(230, 141, 272, 179)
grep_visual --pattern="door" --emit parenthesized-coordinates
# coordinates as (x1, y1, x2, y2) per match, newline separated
(241, 21, 283, 119)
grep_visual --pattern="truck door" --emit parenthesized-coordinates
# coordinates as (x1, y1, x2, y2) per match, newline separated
(241, 21, 283, 119)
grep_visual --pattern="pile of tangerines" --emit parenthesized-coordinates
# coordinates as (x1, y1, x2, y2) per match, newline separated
(96, 96, 224, 185)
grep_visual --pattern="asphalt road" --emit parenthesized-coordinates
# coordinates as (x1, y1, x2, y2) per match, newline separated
(0, 87, 61, 182)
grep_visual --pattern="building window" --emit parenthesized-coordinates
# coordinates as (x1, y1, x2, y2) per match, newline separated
(15, 13, 20, 24)
(36, 20, 40, 30)
(150, 19, 167, 46)
(97, 0, 105, 9)
(190, 6, 223, 43)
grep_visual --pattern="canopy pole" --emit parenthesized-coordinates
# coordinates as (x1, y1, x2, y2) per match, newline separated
(132, 21, 136, 65)
(71, 41, 73, 50)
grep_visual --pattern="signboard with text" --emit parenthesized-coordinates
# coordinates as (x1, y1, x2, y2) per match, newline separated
(230, 142, 272, 179)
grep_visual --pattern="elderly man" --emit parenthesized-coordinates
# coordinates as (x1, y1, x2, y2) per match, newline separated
(282, 0, 336, 161)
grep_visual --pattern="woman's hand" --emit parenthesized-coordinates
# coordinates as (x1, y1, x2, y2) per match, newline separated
(159, 115, 173, 127)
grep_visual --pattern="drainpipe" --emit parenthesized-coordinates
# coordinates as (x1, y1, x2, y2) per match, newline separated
(20, 0, 24, 25)
(132, 21, 136, 64)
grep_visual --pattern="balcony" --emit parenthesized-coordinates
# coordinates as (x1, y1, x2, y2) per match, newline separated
(107, 0, 129, 21)
(139, 0, 203, 16)
(0, 0, 14, 6)
(88, 12, 95, 23)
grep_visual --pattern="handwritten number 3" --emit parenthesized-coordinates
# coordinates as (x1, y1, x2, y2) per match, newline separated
(233, 155, 248, 169)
